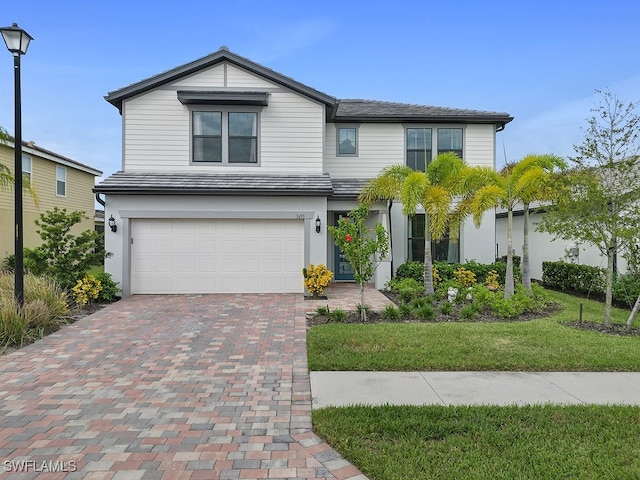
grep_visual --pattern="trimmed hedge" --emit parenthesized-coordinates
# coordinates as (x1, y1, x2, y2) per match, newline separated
(395, 260, 521, 286)
(542, 261, 640, 307)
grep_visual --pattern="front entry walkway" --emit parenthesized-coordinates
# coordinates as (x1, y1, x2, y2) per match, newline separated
(0, 295, 366, 480)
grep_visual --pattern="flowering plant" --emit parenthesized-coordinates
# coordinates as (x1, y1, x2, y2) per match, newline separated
(72, 274, 102, 307)
(303, 264, 333, 297)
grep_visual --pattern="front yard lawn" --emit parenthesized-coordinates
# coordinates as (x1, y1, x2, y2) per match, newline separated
(307, 289, 640, 371)
(313, 404, 640, 480)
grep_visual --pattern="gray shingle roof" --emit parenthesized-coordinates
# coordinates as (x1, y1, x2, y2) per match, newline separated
(93, 171, 334, 196)
(330, 178, 370, 199)
(334, 99, 513, 125)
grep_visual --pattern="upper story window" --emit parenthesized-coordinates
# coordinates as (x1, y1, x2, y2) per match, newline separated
(192, 109, 259, 164)
(337, 126, 357, 156)
(56, 166, 66, 196)
(22, 154, 31, 180)
(406, 128, 432, 171)
(437, 128, 463, 158)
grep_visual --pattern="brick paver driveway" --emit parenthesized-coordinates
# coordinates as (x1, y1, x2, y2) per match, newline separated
(0, 294, 366, 480)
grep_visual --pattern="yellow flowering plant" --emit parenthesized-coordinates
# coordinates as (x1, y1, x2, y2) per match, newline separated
(303, 264, 333, 297)
(72, 274, 102, 307)
(454, 267, 477, 287)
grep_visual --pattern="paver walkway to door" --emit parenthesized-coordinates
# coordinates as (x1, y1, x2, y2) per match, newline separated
(0, 294, 367, 480)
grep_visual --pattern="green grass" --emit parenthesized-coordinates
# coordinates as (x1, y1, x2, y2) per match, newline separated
(313, 404, 640, 480)
(307, 289, 640, 371)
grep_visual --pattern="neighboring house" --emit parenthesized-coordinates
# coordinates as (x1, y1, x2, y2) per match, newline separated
(0, 140, 102, 260)
(496, 206, 629, 281)
(95, 47, 512, 296)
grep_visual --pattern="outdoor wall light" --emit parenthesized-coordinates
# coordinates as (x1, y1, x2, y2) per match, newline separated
(315, 216, 321, 233)
(108, 215, 117, 233)
(1, 22, 33, 308)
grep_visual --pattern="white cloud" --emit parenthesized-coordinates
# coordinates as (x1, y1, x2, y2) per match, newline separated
(499, 75, 640, 167)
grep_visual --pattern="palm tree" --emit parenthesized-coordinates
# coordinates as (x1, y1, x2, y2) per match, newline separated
(516, 154, 566, 291)
(359, 165, 414, 277)
(472, 154, 565, 298)
(401, 152, 474, 295)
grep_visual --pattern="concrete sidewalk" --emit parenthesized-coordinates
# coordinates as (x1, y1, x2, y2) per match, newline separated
(310, 371, 640, 408)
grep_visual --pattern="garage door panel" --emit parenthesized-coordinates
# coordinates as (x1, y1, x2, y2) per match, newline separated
(131, 218, 304, 294)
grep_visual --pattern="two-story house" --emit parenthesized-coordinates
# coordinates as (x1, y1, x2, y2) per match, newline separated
(0, 140, 102, 261)
(95, 47, 512, 296)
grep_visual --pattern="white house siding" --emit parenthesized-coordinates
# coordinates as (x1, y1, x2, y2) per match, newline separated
(225, 64, 281, 88)
(122, 68, 324, 173)
(496, 212, 628, 281)
(324, 123, 405, 178)
(464, 124, 495, 168)
(104, 194, 327, 296)
(171, 64, 225, 87)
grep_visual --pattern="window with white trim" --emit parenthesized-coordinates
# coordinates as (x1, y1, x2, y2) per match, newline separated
(337, 126, 357, 156)
(22, 154, 31, 180)
(192, 109, 258, 164)
(56, 166, 66, 196)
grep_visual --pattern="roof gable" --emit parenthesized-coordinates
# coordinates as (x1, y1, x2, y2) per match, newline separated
(105, 46, 337, 112)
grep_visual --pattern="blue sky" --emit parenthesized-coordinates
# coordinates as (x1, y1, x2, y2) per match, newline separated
(1, 0, 639, 179)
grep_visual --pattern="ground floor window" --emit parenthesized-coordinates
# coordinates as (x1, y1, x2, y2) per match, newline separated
(408, 214, 459, 263)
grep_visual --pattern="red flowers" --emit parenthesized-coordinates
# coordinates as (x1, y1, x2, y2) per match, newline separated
(345, 234, 352, 242)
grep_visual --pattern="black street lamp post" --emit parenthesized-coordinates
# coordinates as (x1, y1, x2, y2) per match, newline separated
(0, 23, 33, 307)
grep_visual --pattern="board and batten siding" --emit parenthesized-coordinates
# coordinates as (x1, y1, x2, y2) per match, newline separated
(464, 124, 495, 168)
(122, 63, 325, 173)
(324, 123, 405, 178)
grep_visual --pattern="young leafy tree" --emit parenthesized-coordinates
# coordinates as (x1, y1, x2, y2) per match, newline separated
(329, 204, 389, 321)
(24, 207, 107, 289)
(537, 90, 640, 326)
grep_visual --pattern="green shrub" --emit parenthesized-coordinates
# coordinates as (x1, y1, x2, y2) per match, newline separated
(411, 297, 430, 310)
(612, 274, 640, 307)
(542, 261, 606, 296)
(24, 208, 107, 290)
(316, 305, 330, 316)
(413, 303, 435, 321)
(2, 254, 14, 272)
(387, 277, 424, 304)
(460, 303, 479, 320)
(381, 304, 401, 320)
(398, 303, 412, 317)
(329, 308, 347, 323)
(93, 272, 120, 302)
(395, 261, 424, 283)
(440, 301, 452, 315)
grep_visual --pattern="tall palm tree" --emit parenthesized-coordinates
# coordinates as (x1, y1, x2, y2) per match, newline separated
(401, 152, 472, 295)
(472, 154, 565, 298)
(515, 154, 566, 291)
(359, 165, 414, 277)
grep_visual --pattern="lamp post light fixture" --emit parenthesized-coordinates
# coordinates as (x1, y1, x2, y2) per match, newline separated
(315, 216, 321, 233)
(1, 23, 33, 308)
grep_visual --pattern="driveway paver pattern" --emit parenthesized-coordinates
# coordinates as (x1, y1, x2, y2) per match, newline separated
(0, 294, 367, 480)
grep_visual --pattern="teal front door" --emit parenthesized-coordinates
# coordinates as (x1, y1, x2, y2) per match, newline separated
(333, 212, 355, 281)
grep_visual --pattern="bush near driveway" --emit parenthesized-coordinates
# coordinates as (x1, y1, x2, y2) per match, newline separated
(0, 272, 69, 347)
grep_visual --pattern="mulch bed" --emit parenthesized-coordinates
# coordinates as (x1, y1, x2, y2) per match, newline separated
(564, 320, 640, 337)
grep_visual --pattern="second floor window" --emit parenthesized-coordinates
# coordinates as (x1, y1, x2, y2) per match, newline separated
(193, 110, 258, 164)
(337, 127, 357, 155)
(406, 128, 432, 171)
(56, 166, 66, 196)
(437, 128, 463, 158)
(22, 154, 32, 180)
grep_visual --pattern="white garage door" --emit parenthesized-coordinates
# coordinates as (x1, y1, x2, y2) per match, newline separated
(131, 218, 304, 294)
